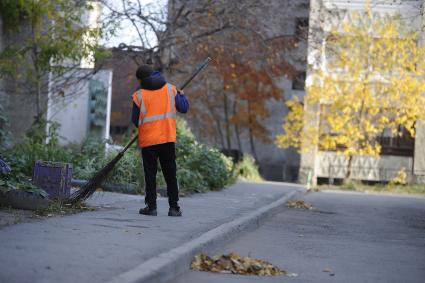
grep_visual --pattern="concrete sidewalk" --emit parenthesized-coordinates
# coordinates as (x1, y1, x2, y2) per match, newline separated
(0, 181, 304, 283)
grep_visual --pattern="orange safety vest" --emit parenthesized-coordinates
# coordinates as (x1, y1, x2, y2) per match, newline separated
(132, 83, 177, 148)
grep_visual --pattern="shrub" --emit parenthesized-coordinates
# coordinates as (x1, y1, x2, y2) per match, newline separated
(234, 154, 262, 181)
(0, 103, 12, 150)
(2, 117, 237, 196)
(4, 121, 75, 176)
(175, 118, 235, 193)
(389, 168, 407, 186)
(72, 136, 108, 180)
(104, 148, 144, 192)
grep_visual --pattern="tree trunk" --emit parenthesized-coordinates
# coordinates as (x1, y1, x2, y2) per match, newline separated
(31, 5, 42, 125)
(232, 100, 242, 151)
(215, 116, 225, 149)
(345, 154, 353, 179)
(247, 101, 258, 160)
(34, 73, 42, 123)
(222, 91, 232, 150)
(248, 125, 258, 160)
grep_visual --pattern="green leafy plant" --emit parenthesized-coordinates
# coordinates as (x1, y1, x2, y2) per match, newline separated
(105, 148, 144, 192)
(2, 117, 237, 198)
(0, 173, 48, 198)
(176, 118, 235, 193)
(0, 103, 12, 150)
(234, 154, 262, 181)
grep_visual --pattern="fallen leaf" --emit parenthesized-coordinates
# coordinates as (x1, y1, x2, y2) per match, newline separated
(287, 200, 313, 210)
(191, 253, 290, 276)
(287, 272, 299, 277)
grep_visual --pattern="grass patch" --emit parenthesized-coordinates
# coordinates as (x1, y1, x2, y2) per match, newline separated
(34, 201, 96, 217)
(318, 181, 425, 195)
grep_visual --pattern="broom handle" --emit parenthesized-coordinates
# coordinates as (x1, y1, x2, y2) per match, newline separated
(178, 57, 211, 90)
(120, 57, 212, 154)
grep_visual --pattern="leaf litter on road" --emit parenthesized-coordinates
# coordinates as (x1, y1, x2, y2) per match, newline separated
(287, 200, 313, 210)
(191, 252, 297, 277)
(323, 267, 335, 276)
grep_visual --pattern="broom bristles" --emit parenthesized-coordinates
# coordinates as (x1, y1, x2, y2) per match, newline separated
(68, 152, 124, 204)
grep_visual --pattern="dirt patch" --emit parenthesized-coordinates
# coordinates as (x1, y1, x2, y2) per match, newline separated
(0, 207, 40, 228)
(0, 202, 97, 229)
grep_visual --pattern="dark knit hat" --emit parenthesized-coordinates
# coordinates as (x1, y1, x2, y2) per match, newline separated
(136, 64, 154, 80)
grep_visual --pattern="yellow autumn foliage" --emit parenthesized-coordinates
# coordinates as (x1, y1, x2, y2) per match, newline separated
(276, 9, 425, 158)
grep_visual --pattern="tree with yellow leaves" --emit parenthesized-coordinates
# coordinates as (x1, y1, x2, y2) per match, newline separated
(276, 10, 425, 178)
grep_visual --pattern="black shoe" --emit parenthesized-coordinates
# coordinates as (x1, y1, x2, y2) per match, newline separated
(139, 206, 157, 216)
(168, 206, 182, 217)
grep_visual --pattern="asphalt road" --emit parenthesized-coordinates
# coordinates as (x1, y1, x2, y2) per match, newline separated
(172, 190, 425, 283)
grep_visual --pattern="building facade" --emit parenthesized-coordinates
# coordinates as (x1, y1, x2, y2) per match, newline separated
(301, 0, 425, 184)
(167, 0, 310, 181)
(0, 1, 111, 145)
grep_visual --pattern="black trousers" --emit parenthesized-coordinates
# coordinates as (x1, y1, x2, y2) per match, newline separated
(141, 142, 179, 209)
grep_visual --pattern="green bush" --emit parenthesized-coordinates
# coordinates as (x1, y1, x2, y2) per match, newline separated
(177, 167, 208, 193)
(2, 117, 237, 196)
(234, 154, 262, 181)
(4, 121, 75, 176)
(175, 118, 235, 193)
(105, 148, 144, 193)
(0, 103, 12, 150)
(71, 136, 108, 180)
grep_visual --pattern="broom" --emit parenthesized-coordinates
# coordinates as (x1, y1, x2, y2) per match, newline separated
(68, 57, 212, 204)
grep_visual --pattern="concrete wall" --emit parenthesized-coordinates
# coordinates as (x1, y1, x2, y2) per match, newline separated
(316, 151, 413, 181)
(0, 15, 45, 141)
(414, 122, 425, 176)
(0, 1, 102, 144)
(0, 15, 4, 107)
(46, 69, 113, 145)
(97, 49, 146, 139)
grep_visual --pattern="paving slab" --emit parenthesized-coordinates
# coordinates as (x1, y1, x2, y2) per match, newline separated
(0, 181, 303, 283)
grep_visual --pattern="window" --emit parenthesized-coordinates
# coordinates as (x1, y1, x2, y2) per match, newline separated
(377, 126, 414, 156)
(292, 71, 306, 90)
(295, 18, 309, 40)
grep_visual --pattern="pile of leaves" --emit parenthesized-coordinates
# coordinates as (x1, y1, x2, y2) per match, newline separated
(287, 200, 313, 210)
(191, 253, 286, 276)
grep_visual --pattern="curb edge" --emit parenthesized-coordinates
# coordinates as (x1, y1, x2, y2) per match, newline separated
(108, 187, 305, 283)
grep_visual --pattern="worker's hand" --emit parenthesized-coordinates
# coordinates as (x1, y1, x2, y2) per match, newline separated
(177, 89, 184, 95)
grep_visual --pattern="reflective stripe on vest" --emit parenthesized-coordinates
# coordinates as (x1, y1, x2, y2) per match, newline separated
(137, 90, 147, 123)
(137, 83, 176, 126)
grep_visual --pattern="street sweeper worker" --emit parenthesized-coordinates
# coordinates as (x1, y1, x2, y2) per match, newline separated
(131, 64, 189, 217)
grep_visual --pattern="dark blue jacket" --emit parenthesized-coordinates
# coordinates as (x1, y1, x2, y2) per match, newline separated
(131, 71, 189, 127)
